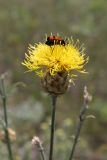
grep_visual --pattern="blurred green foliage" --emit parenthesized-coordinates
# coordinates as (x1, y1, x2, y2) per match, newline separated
(0, 0, 107, 159)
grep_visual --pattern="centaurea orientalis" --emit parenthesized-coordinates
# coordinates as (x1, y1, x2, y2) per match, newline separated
(22, 34, 88, 160)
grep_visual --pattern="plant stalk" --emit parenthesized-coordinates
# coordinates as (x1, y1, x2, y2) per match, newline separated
(0, 78, 13, 160)
(39, 144, 46, 160)
(49, 95, 57, 160)
(69, 86, 89, 160)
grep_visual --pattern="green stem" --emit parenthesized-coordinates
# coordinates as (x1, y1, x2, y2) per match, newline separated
(69, 93, 88, 160)
(0, 78, 13, 160)
(49, 95, 57, 160)
(39, 144, 46, 160)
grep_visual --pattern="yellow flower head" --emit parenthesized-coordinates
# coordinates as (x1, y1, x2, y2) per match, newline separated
(22, 36, 87, 78)
(22, 35, 88, 95)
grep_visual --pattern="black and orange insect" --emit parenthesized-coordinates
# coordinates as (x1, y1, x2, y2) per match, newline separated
(45, 36, 65, 46)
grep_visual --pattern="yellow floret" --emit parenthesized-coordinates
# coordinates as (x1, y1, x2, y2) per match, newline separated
(22, 40, 88, 77)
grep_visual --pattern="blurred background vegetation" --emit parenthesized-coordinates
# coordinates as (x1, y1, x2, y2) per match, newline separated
(0, 0, 107, 159)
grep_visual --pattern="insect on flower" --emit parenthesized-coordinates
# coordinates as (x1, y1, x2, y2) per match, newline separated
(45, 35, 66, 46)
